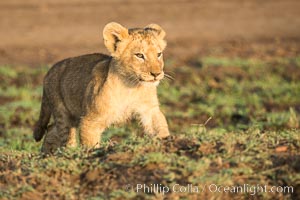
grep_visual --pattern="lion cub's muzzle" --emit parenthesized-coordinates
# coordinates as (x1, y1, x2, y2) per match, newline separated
(140, 71, 164, 82)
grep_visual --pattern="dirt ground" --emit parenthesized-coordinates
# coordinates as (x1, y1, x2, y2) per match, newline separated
(0, 0, 300, 66)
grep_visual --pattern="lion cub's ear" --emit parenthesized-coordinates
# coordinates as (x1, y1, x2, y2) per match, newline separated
(145, 24, 166, 40)
(103, 22, 129, 54)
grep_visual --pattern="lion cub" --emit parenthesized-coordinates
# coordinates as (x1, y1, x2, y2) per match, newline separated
(33, 22, 170, 153)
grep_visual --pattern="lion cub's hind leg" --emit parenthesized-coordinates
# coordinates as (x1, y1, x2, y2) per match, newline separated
(67, 127, 77, 147)
(41, 124, 59, 153)
(79, 115, 106, 148)
(41, 124, 78, 153)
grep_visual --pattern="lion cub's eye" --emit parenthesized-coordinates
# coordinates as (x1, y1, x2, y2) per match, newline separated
(135, 53, 145, 59)
(157, 52, 162, 58)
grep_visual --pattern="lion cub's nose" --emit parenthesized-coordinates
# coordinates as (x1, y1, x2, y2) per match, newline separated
(150, 72, 161, 78)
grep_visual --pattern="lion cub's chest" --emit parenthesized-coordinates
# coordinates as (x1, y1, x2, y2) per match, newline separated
(95, 74, 156, 124)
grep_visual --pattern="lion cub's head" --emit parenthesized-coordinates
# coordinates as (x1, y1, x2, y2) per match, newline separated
(103, 22, 167, 86)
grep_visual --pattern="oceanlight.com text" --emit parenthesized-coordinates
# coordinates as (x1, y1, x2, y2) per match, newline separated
(124, 183, 294, 196)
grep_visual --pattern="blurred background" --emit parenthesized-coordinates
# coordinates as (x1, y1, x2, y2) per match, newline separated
(0, 0, 299, 66)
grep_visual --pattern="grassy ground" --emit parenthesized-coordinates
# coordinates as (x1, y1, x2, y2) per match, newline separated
(0, 55, 300, 199)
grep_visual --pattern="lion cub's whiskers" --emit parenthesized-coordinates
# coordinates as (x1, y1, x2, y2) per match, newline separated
(164, 73, 174, 81)
(129, 74, 139, 86)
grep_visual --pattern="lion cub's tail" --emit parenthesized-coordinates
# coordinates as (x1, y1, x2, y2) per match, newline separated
(33, 91, 51, 142)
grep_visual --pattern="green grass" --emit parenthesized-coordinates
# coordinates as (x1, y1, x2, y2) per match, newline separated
(0, 56, 299, 199)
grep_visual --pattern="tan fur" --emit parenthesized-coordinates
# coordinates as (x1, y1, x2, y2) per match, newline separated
(33, 22, 169, 153)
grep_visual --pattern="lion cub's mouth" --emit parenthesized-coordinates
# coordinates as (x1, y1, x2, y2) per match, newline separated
(138, 72, 164, 84)
(144, 79, 157, 82)
(140, 79, 160, 86)
(139, 78, 160, 83)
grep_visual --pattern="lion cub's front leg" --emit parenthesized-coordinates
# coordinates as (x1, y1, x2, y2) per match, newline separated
(140, 107, 170, 138)
(80, 115, 106, 148)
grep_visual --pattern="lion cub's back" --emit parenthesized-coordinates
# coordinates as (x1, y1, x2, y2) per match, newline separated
(44, 53, 112, 118)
